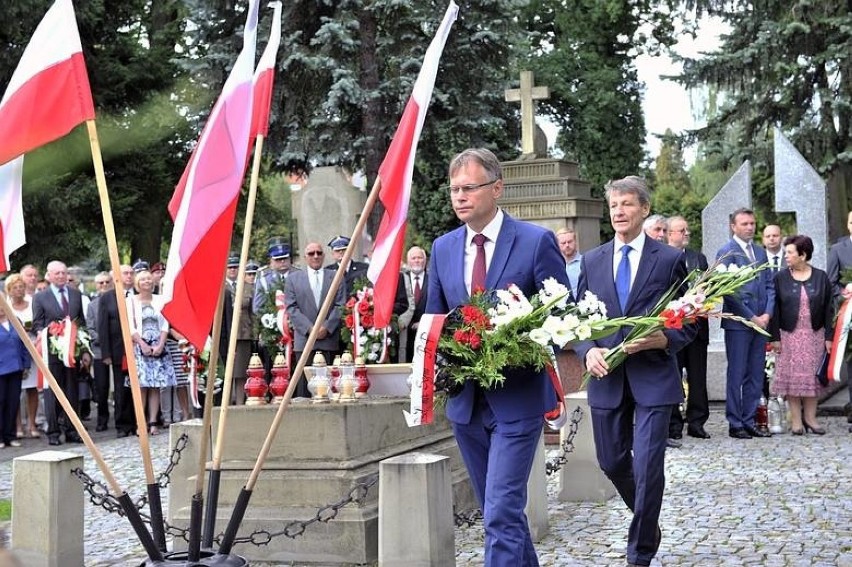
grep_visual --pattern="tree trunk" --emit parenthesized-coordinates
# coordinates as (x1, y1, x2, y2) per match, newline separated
(358, 9, 383, 237)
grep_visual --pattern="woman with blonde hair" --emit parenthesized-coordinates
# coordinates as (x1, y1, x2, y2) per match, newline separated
(127, 270, 176, 435)
(5, 274, 39, 439)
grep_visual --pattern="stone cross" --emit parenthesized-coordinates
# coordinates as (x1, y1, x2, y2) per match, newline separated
(505, 70, 550, 156)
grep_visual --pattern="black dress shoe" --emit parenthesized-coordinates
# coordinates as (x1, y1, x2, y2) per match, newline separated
(687, 426, 711, 439)
(65, 434, 84, 444)
(728, 428, 751, 439)
(668, 430, 683, 440)
(666, 438, 682, 448)
(95, 424, 108, 432)
(48, 437, 63, 446)
(117, 430, 131, 438)
(744, 426, 772, 438)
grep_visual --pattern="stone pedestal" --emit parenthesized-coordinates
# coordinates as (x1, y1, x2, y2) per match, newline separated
(500, 158, 603, 249)
(707, 343, 728, 402)
(169, 400, 474, 565)
(558, 392, 615, 502)
(378, 453, 454, 566)
(524, 432, 549, 542)
(12, 451, 84, 567)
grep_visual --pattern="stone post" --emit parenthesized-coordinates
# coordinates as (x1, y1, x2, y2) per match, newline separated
(524, 432, 549, 541)
(167, 418, 206, 545)
(558, 392, 616, 502)
(12, 451, 84, 567)
(378, 453, 454, 567)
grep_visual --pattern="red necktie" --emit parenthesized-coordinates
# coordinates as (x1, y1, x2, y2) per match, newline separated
(413, 275, 422, 304)
(472, 233, 487, 293)
(60, 287, 69, 316)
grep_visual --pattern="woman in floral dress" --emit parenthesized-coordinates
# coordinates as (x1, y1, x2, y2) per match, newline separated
(127, 270, 176, 435)
(769, 235, 833, 435)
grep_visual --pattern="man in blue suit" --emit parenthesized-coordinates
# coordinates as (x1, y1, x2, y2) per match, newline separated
(716, 208, 774, 439)
(575, 176, 695, 567)
(426, 148, 569, 566)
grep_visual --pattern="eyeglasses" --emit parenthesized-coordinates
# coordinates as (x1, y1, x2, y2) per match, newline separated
(95, 281, 110, 286)
(306, 251, 324, 257)
(446, 179, 497, 196)
(670, 229, 691, 235)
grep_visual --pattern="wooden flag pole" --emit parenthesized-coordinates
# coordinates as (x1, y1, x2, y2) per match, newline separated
(219, 175, 383, 554)
(0, 293, 164, 562)
(85, 120, 166, 551)
(198, 268, 228, 551)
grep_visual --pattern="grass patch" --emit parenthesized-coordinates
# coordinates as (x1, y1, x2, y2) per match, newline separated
(0, 499, 10, 521)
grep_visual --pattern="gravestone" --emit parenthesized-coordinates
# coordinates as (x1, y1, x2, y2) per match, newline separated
(292, 166, 367, 258)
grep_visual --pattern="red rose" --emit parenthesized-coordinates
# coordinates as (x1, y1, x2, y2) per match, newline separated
(469, 333, 482, 349)
(48, 321, 63, 336)
(361, 314, 374, 328)
(346, 297, 357, 308)
(357, 301, 370, 316)
(345, 314, 355, 329)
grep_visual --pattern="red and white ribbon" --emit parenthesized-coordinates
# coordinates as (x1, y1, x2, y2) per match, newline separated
(829, 297, 852, 382)
(36, 328, 49, 390)
(187, 346, 201, 409)
(275, 290, 292, 365)
(544, 361, 568, 430)
(404, 313, 446, 427)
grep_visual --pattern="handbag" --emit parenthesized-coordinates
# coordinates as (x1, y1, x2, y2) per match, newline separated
(815, 351, 829, 387)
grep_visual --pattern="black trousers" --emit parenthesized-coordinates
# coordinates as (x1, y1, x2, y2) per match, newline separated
(44, 360, 79, 440)
(92, 358, 111, 427)
(670, 339, 710, 432)
(0, 371, 23, 443)
(106, 361, 135, 434)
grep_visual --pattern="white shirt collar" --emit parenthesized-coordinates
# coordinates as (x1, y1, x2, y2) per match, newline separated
(465, 209, 504, 246)
(732, 235, 752, 251)
(615, 231, 646, 256)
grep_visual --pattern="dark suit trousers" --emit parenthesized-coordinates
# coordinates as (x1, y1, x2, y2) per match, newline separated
(452, 393, 542, 567)
(0, 371, 23, 444)
(92, 358, 111, 427)
(44, 360, 79, 439)
(724, 329, 766, 429)
(108, 362, 135, 433)
(670, 340, 709, 431)
(591, 382, 670, 566)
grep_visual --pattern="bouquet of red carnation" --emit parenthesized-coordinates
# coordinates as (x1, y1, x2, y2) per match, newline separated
(46, 317, 93, 369)
(341, 284, 395, 363)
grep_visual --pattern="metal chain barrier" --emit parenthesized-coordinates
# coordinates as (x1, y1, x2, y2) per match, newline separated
(452, 405, 585, 528)
(71, 433, 191, 516)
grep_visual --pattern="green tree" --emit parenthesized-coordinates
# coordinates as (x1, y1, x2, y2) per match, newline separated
(675, 0, 852, 239)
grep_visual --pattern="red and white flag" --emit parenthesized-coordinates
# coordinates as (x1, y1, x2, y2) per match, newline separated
(0, 0, 95, 271)
(367, 1, 459, 328)
(250, 1, 282, 140)
(162, 0, 260, 349)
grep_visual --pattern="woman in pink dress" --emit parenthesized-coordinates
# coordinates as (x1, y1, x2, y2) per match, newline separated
(769, 235, 833, 435)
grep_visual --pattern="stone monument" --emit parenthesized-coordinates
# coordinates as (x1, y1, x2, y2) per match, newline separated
(291, 166, 367, 258)
(500, 70, 603, 253)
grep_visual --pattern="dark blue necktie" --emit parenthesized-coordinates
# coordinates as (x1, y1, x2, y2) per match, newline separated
(616, 245, 632, 312)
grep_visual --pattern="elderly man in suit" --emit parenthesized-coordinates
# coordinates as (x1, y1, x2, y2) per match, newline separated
(32, 260, 90, 445)
(717, 208, 775, 439)
(394, 246, 429, 363)
(285, 242, 345, 398)
(666, 216, 711, 439)
(426, 148, 570, 566)
(576, 177, 694, 567)
(827, 210, 852, 424)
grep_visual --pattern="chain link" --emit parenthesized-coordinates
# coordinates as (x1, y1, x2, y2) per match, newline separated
(158, 433, 189, 488)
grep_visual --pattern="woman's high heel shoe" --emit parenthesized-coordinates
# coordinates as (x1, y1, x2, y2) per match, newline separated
(803, 422, 826, 435)
(791, 428, 804, 436)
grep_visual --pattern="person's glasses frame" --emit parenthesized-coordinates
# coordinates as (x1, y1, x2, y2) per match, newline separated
(306, 251, 324, 257)
(445, 179, 498, 196)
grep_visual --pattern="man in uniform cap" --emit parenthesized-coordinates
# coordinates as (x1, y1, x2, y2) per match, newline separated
(225, 253, 240, 293)
(151, 262, 166, 294)
(253, 237, 296, 313)
(325, 235, 369, 298)
(132, 259, 150, 273)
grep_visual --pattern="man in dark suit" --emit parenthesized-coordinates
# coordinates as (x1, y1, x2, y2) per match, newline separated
(98, 264, 137, 438)
(716, 208, 775, 439)
(285, 242, 344, 397)
(394, 246, 428, 363)
(666, 216, 711, 439)
(426, 148, 570, 566)
(576, 177, 694, 567)
(32, 261, 89, 445)
(325, 235, 369, 298)
(827, 210, 852, 424)
(762, 224, 785, 273)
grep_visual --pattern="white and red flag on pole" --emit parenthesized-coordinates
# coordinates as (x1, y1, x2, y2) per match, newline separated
(250, 1, 282, 141)
(367, 1, 459, 327)
(0, 0, 95, 272)
(162, 0, 260, 349)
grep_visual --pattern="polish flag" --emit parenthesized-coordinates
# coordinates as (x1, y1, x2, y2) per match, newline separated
(162, 0, 260, 349)
(250, 1, 282, 140)
(0, 0, 95, 271)
(367, 1, 459, 328)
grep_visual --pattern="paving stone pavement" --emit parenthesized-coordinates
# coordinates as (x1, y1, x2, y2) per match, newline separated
(1, 409, 850, 566)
